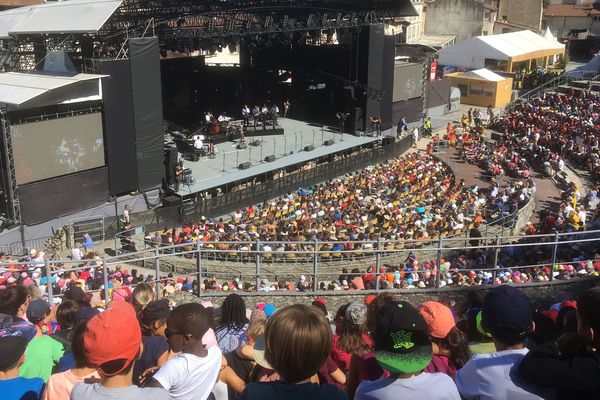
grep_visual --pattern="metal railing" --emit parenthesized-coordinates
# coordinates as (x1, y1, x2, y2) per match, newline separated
(4, 228, 600, 303)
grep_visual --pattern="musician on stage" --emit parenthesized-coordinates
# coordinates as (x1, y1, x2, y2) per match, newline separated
(270, 104, 279, 128)
(174, 161, 183, 192)
(283, 99, 290, 118)
(261, 104, 269, 130)
(336, 112, 347, 133)
(218, 113, 232, 123)
(252, 105, 260, 129)
(370, 115, 381, 136)
(193, 135, 204, 152)
(205, 112, 214, 125)
(242, 105, 251, 127)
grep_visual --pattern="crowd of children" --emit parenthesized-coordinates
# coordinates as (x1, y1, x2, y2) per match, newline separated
(1, 281, 600, 400)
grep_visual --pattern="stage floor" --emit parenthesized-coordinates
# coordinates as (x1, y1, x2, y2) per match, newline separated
(175, 118, 392, 195)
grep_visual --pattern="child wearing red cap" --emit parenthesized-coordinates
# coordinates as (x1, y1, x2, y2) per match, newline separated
(70, 301, 170, 400)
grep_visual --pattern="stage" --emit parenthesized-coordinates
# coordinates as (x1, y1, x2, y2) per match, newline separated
(174, 118, 393, 196)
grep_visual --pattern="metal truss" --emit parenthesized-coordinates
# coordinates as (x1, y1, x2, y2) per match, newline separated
(99, 0, 416, 42)
(0, 110, 20, 224)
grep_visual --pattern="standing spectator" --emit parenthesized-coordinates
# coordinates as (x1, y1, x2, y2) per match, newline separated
(412, 126, 420, 148)
(0, 336, 45, 400)
(121, 204, 132, 225)
(455, 286, 554, 400)
(71, 301, 170, 400)
(146, 303, 222, 400)
(355, 301, 460, 400)
(519, 287, 600, 399)
(82, 234, 93, 253)
(70, 243, 83, 261)
(215, 293, 249, 354)
(239, 304, 347, 400)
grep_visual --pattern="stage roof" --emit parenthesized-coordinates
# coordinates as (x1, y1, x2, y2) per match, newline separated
(0, 72, 107, 109)
(0, 0, 122, 38)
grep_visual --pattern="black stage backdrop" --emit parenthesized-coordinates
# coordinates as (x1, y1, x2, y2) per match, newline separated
(129, 38, 165, 191)
(18, 167, 109, 225)
(99, 60, 139, 195)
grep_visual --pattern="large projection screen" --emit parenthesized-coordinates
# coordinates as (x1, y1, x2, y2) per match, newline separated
(11, 113, 105, 185)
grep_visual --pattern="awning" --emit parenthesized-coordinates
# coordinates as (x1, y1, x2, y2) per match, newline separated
(0, 0, 122, 38)
(0, 72, 107, 109)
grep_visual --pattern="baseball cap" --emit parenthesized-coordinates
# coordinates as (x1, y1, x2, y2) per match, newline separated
(346, 301, 368, 325)
(419, 301, 455, 339)
(482, 286, 532, 344)
(0, 335, 27, 370)
(253, 334, 273, 369)
(375, 301, 432, 375)
(84, 301, 141, 376)
(263, 303, 276, 318)
(26, 299, 51, 323)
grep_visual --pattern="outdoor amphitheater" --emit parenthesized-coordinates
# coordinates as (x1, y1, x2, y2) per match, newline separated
(3, 1, 600, 399)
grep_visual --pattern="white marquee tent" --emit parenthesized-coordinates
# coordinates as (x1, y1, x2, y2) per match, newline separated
(438, 30, 565, 72)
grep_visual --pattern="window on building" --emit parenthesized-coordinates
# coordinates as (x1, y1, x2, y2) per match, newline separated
(458, 84, 468, 97)
(483, 88, 495, 97)
(484, 12, 491, 21)
(470, 85, 484, 95)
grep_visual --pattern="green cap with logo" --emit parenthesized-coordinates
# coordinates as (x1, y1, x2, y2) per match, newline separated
(375, 300, 433, 375)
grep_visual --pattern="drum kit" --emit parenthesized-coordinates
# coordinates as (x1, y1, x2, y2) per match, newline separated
(207, 119, 243, 137)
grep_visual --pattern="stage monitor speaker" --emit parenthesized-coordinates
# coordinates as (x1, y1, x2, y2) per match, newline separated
(164, 147, 178, 185)
(239, 162, 251, 170)
(237, 143, 248, 149)
(250, 140, 261, 147)
(382, 136, 396, 146)
(265, 155, 277, 162)
(324, 139, 335, 146)
(304, 145, 315, 152)
(163, 195, 182, 207)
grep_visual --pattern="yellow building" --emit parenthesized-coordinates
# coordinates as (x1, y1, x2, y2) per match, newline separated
(444, 68, 513, 108)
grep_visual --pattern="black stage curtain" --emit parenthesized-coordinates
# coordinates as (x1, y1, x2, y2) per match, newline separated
(99, 60, 139, 195)
(129, 37, 165, 191)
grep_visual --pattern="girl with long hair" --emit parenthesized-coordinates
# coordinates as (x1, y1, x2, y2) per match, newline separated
(215, 293, 249, 354)
(419, 301, 471, 377)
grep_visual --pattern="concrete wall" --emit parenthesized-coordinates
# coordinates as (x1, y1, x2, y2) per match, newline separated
(497, 0, 543, 30)
(544, 15, 590, 39)
(425, 0, 485, 43)
(170, 277, 600, 315)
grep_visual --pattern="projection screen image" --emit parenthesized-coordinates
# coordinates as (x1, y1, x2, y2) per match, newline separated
(11, 113, 105, 185)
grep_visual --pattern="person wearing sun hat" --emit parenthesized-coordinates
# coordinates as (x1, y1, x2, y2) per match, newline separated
(419, 301, 470, 378)
(355, 300, 460, 400)
(70, 301, 170, 400)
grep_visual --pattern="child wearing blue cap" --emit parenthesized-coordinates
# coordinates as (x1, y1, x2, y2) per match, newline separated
(455, 286, 554, 400)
